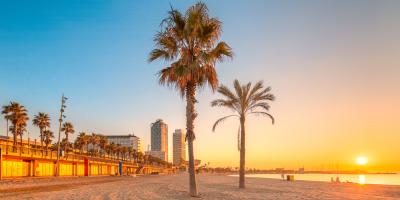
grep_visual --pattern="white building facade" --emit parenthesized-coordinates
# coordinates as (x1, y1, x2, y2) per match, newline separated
(106, 134, 142, 152)
(173, 129, 186, 165)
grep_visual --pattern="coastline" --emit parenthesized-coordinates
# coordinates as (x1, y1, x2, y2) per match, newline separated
(231, 173, 400, 186)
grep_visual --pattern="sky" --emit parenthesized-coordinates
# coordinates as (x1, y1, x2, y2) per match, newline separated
(0, 0, 399, 172)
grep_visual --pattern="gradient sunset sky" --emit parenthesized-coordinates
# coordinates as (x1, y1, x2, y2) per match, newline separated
(0, 0, 399, 171)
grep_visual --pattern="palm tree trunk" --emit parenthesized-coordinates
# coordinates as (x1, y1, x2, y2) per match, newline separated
(239, 116, 246, 188)
(40, 129, 43, 148)
(13, 126, 17, 152)
(186, 83, 198, 197)
(65, 134, 68, 153)
(45, 142, 49, 156)
(20, 134, 23, 154)
(13, 133, 17, 152)
(6, 119, 9, 137)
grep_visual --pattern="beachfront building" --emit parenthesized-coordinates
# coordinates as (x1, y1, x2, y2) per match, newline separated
(173, 129, 186, 165)
(150, 119, 168, 161)
(107, 134, 142, 152)
(88, 134, 142, 152)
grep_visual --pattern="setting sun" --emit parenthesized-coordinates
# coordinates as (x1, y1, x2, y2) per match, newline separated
(356, 156, 368, 165)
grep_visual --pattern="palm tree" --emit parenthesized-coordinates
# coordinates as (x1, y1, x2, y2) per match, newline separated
(32, 112, 51, 148)
(99, 135, 109, 157)
(211, 80, 275, 188)
(2, 102, 29, 151)
(19, 124, 27, 151)
(74, 134, 81, 153)
(61, 122, 75, 152)
(43, 130, 54, 155)
(109, 142, 117, 159)
(90, 133, 100, 156)
(83, 133, 90, 154)
(137, 151, 144, 164)
(75, 132, 87, 154)
(148, 2, 233, 196)
(128, 148, 135, 162)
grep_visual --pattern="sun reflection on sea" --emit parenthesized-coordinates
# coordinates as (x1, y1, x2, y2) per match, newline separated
(359, 175, 366, 184)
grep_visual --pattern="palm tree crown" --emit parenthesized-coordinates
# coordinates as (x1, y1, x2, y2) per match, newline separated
(149, 2, 233, 96)
(212, 80, 275, 130)
(61, 122, 75, 152)
(2, 102, 29, 149)
(32, 112, 51, 147)
(61, 122, 75, 140)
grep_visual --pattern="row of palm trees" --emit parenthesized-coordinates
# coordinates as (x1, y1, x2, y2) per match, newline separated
(149, 1, 275, 195)
(1, 103, 170, 167)
(1, 103, 75, 154)
(73, 132, 170, 166)
(73, 132, 145, 162)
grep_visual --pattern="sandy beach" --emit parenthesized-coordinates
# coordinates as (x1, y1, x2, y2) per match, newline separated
(1, 173, 399, 200)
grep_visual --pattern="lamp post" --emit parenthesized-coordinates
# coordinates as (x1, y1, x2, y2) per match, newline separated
(6, 119, 8, 138)
(27, 131, 30, 154)
(56, 94, 67, 176)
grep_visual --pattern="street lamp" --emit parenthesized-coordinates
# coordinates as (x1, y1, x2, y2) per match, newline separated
(56, 94, 67, 176)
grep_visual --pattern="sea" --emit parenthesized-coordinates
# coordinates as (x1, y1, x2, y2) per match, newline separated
(235, 173, 400, 186)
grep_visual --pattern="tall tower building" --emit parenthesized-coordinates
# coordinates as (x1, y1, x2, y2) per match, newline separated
(150, 119, 168, 161)
(173, 129, 186, 165)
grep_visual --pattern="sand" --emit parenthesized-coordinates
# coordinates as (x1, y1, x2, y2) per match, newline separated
(0, 173, 399, 200)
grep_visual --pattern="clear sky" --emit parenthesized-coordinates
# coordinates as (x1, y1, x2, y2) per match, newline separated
(1, 0, 399, 171)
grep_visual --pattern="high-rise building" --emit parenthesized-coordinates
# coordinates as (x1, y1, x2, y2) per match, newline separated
(173, 129, 186, 165)
(150, 119, 168, 161)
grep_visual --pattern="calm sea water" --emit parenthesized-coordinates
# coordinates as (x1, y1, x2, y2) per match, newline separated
(239, 173, 400, 186)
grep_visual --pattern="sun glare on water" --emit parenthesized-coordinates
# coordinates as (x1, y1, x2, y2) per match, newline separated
(356, 156, 368, 165)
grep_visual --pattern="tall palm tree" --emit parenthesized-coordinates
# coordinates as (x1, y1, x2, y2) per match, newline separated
(32, 112, 51, 148)
(61, 122, 75, 152)
(148, 2, 232, 196)
(43, 130, 54, 155)
(2, 102, 29, 151)
(211, 80, 275, 188)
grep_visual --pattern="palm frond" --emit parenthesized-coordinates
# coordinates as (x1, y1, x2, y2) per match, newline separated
(250, 111, 275, 124)
(212, 115, 238, 132)
(248, 81, 263, 99)
(217, 84, 237, 101)
(249, 102, 271, 112)
(233, 79, 242, 99)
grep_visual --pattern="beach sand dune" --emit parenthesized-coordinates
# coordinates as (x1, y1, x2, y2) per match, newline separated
(0, 174, 399, 200)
